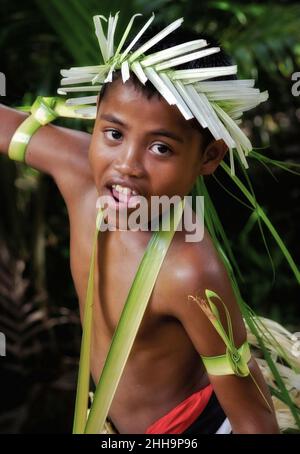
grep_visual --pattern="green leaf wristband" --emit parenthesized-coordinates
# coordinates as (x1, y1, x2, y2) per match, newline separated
(8, 95, 93, 162)
(8, 97, 60, 162)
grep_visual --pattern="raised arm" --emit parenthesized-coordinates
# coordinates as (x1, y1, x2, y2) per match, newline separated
(0, 103, 93, 204)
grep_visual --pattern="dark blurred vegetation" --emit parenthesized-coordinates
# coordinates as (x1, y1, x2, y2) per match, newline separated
(0, 0, 299, 433)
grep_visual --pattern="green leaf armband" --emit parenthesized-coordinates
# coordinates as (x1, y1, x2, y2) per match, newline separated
(8, 95, 93, 162)
(188, 289, 274, 413)
(188, 289, 251, 377)
(8, 97, 60, 162)
(201, 339, 251, 377)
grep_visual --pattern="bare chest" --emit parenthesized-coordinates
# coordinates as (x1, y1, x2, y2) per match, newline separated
(70, 224, 171, 342)
(70, 224, 197, 369)
(69, 219, 207, 432)
(96, 234, 147, 332)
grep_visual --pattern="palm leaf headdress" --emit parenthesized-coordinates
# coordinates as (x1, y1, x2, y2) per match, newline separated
(57, 12, 268, 175)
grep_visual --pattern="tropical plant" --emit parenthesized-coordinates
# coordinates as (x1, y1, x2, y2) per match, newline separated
(0, 241, 81, 433)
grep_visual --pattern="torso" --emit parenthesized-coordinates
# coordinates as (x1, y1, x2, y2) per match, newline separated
(68, 184, 209, 434)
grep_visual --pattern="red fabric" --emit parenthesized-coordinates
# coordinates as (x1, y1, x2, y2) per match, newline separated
(145, 383, 213, 434)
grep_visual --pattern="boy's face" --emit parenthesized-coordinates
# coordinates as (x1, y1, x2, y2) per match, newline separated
(89, 78, 226, 227)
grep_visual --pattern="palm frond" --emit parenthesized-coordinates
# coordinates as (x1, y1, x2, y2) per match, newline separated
(34, 0, 137, 65)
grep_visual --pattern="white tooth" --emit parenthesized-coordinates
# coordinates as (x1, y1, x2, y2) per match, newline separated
(112, 184, 139, 196)
(117, 185, 131, 195)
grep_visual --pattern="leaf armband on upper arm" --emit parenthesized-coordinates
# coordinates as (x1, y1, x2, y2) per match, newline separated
(188, 289, 251, 377)
(188, 289, 273, 413)
(201, 339, 251, 377)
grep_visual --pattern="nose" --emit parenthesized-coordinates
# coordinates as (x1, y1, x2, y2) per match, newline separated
(113, 145, 145, 178)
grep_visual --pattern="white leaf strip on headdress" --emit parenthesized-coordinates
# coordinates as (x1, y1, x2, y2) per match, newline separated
(143, 67, 177, 105)
(155, 47, 220, 71)
(130, 61, 148, 85)
(93, 16, 109, 63)
(213, 103, 253, 152)
(61, 75, 96, 86)
(104, 61, 118, 83)
(141, 40, 208, 67)
(159, 73, 193, 120)
(74, 106, 97, 118)
(61, 67, 102, 76)
(195, 79, 255, 92)
(57, 86, 102, 95)
(119, 13, 155, 63)
(128, 17, 184, 63)
(172, 65, 238, 81)
(186, 86, 231, 142)
(107, 12, 120, 60)
(213, 102, 252, 170)
(115, 14, 143, 57)
(92, 67, 110, 84)
(121, 61, 130, 83)
(66, 96, 98, 106)
(174, 80, 212, 132)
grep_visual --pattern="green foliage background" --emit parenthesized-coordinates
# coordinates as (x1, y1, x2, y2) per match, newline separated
(0, 0, 299, 433)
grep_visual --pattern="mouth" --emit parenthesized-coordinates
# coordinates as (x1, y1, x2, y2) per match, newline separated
(100, 183, 143, 211)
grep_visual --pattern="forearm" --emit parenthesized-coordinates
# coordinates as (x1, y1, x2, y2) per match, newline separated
(211, 357, 280, 434)
(231, 407, 280, 434)
(0, 102, 92, 182)
(229, 358, 280, 434)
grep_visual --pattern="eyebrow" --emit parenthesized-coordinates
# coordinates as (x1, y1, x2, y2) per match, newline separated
(99, 113, 184, 143)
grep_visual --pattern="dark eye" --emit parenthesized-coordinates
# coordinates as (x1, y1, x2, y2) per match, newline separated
(151, 143, 172, 156)
(104, 129, 123, 141)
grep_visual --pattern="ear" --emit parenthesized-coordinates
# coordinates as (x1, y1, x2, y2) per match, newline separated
(198, 139, 228, 175)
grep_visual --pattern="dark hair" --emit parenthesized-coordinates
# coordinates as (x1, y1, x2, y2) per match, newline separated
(98, 24, 236, 147)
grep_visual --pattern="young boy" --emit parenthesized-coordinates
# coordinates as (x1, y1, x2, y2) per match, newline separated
(0, 13, 280, 434)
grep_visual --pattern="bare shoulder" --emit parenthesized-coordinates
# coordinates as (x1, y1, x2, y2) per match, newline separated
(159, 216, 247, 356)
